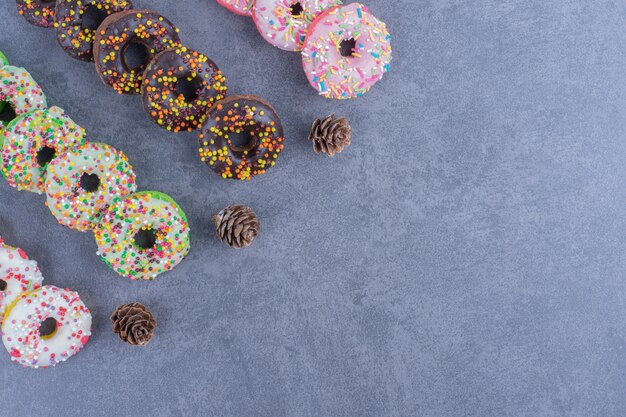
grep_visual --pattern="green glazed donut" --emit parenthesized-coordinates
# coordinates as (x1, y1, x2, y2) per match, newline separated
(94, 191, 190, 280)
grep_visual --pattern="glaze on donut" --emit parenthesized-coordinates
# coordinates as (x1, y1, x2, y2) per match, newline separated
(1, 106, 85, 193)
(94, 10, 182, 94)
(0, 240, 43, 318)
(217, 0, 253, 16)
(252, 0, 341, 51)
(301, 3, 392, 99)
(141, 47, 227, 132)
(0, 66, 47, 131)
(2, 285, 92, 368)
(45, 142, 137, 232)
(0, 52, 9, 115)
(16, 0, 57, 28)
(54, 0, 133, 61)
(94, 191, 190, 280)
(198, 95, 285, 180)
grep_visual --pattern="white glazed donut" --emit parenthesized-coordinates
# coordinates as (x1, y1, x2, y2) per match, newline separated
(1, 106, 86, 193)
(252, 0, 341, 51)
(94, 191, 190, 280)
(2, 285, 92, 368)
(0, 238, 43, 318)
(45, 142, 138, 232)
(0, 65, 47, 131)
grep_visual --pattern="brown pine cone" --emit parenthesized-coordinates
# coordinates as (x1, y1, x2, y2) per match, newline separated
(211, 204, 260, 249)
(309, 114, 352, 157)
(110, 302, 157, 346)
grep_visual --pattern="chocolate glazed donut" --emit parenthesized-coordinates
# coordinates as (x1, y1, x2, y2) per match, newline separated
(93, 10, 181, 94)
(16, 0, 57, 28)
(141, 47, 228, 132)
(198, 95, 285, 181)
(54, 0, 133, 61)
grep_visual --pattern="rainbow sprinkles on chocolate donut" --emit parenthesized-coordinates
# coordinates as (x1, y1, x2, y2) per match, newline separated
(94, 10, 182, 94)
(198, 95, 285, 180)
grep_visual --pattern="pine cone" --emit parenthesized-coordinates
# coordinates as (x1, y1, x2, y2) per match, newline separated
(110, 302, 157, 346)
(309, 114, 352, 157)
(211, 204, 260, 248)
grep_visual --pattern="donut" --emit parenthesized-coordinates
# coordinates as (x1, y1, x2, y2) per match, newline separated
(0, 239, 44, 318)
(2, 285, 91, 368)
(0, 52, 9, 115)
(1, 106, 85, 193)
(44, 142, 138, 232)
(94, 191, 190, 280)
(0, 66, 47, 131)
(16, 0, 57, 28)
(217, 0, 253, 16)
(94, 10, 182, 94)
(198, 95, 285, 180)
(54, 0, 133, 61)
(252, 0, 341, 51)
(301, 3, 392, 99)
(141, 46, 228, 132)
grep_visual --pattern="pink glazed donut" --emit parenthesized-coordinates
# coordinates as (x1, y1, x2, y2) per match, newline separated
(252, 0, 341, 51)
(301, 3, 392, 99)
(216, 0, 253, 16)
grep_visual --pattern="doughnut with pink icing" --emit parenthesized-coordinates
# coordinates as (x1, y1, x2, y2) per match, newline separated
(0, 239, 43, 318)
(217, 0, 253, 16)
(301, 3, 392, 99)
(2, 285, 92, 368)
(252, 0, 341, 51)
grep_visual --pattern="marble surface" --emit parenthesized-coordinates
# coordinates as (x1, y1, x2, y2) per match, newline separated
(1, 1, 626, 416)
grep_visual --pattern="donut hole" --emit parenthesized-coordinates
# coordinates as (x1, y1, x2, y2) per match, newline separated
(134, 228, 158, 251)
(0, 102, 16, 123)
(79, 172, 101, 193)
(290, 2, 304, 16)
(40, 0, 56, 4)
(82, 5, 109, 31)
(176, 76, 202, 102)
(228, 131, 257, 153)
(122, 41, 150, 73)
(36, 146, 56, 167)
(39, 317, 58, 339)
(339, 38, 357, 58)
(0, 280, 6, 291)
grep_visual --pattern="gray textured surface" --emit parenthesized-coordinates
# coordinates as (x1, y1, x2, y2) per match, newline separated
(1, 1, 626, 416)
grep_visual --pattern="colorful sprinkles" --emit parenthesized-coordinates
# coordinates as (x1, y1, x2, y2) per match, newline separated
(16, 0, 57, 28)
(0, 239, 43, 318)
(1, 106, 85, 193)
(301, 3, 392, 99)
(94, 191, 190, 280)
(252, 0, 342, 51)
(198, 95, 285, 180)
(0, 52, 191, 282)
(45, 142, 138, 232)
(94, 10, 182, 94)
(54, 0, 133, 61)
(141, 46, 227, 132)
(2, 285, 92, 368)
(0, 65, 47, 130)
(217, 0, 254, 16)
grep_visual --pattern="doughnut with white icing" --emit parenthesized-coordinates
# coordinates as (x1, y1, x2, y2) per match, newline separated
(45, 142, 137, 232)
(94, 191, 190, 280)
(0, 238, 43, 318)
(2, 285, 92, 368)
